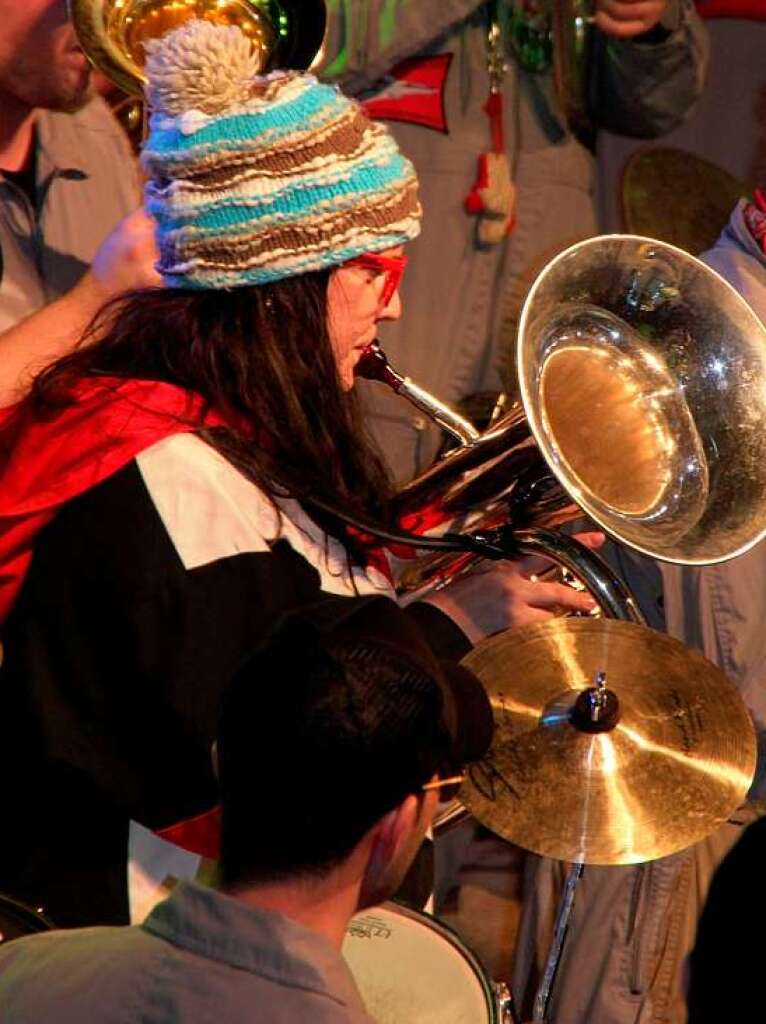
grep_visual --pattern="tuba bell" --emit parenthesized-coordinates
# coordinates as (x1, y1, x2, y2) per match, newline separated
(358, 234, 766, 609)
(69, 0, 327, 138)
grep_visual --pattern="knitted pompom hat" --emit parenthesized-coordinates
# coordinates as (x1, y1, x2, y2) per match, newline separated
(140, 20, 421, 289)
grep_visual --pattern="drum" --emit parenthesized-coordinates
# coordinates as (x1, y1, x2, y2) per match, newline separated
(0, 893, 54, 944)
(343, 901, 516, 1023)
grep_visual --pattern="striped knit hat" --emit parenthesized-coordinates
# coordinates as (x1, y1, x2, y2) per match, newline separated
(140, 20, 421, 289)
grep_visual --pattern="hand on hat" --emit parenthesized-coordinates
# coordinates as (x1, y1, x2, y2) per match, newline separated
(89, 208, 162, 299)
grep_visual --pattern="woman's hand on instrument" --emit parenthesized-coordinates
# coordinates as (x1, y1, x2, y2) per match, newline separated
(421, 531, 605, 645)
(594, 0, 670, 39)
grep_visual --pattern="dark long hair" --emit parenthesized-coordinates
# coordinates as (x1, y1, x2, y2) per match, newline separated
(19, 270, 394, 552)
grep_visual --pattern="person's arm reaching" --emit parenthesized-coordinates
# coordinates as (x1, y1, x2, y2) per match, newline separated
(0, 208, 160, 407)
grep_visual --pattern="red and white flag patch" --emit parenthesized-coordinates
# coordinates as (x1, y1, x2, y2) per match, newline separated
(360, 53, 453, 133)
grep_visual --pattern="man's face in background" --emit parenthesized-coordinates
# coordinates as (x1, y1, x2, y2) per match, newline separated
(0, 0, 94, 113)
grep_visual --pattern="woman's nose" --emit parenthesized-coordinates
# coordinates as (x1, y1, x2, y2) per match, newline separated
(378, 289, 402, 322)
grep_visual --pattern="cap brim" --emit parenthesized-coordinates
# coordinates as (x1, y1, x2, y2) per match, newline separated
(439, 661, 494, 766)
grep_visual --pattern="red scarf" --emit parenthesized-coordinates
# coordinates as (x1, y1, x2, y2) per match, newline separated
(0, 378, 225, 622)
(696, 1, 766, 17)
(743, 187, 766, 255)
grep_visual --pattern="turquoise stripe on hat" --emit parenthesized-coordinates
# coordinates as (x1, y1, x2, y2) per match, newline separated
(144, 80, 344, 161)
(151, 154, 413, 235)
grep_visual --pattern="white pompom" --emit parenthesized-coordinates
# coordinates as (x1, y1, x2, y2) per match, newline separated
(144, 19, 263, 116)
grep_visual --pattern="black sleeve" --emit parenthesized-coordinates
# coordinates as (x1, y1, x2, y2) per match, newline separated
(1, 461, 371, 924)
(404, 601, 472, 662)
(588, 0, 708, 139)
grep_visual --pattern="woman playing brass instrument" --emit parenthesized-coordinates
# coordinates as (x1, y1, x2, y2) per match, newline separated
(0, 19, 599, 928)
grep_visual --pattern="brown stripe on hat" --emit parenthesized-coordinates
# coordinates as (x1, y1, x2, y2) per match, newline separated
(243, 72, 300, 105)
(169, 111, 381, 193)
(143, 96, 370, 177)
(159, 183, 421, 273)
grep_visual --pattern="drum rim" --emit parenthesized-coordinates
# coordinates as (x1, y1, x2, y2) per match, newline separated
(346, 899, 498, 1023)
(0, 892, 56, 936)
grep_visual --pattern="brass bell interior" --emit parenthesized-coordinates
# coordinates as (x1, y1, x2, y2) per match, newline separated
(518, 235, 766, 565)
(69, 0, 327, 97)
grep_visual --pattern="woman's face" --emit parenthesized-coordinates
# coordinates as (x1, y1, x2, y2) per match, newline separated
(327, 247, 405, 390)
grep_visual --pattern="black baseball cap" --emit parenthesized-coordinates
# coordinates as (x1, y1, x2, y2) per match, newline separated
(305, 594, 494, 770)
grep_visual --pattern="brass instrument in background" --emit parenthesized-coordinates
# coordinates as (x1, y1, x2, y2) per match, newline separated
(358, 234, 766, 614)
(69, 0, 327, 145)
(551, 0, 593, 141)
(509, 0, 595, 141)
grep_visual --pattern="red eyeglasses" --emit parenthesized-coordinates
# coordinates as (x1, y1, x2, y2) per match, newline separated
(346, 252, 409, 307)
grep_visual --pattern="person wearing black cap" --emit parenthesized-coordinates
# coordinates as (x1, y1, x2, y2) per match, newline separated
(0, 596, 493, 1023)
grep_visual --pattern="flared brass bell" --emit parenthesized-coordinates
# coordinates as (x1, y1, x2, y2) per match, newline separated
(69, 0, 327, 97)
(518, 235, 766, 565)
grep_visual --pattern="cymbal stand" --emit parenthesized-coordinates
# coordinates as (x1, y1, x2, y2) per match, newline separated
(530, 671, 623, 1023)
(531, 861, 584, 1022)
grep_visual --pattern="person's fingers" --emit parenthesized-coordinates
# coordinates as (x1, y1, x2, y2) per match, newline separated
(594, 0, 666, 37)
(494, 531, 606, 578)
(523, 580, 598, 613)
(506, 604, 554, 626)
(571, 530, 606, 550)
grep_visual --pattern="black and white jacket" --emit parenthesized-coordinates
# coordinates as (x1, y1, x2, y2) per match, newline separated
(0, 433, 465, 926)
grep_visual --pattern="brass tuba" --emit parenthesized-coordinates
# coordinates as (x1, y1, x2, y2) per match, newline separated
(359, 235, 766, 612)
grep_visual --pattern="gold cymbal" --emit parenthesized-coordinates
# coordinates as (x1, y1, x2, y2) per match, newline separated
(459, 618, 756, 865)
(622, 147, 749, 256)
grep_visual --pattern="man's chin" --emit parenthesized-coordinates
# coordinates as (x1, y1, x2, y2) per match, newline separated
(57, 85, 96, 114)
(51, 69, 96, 114)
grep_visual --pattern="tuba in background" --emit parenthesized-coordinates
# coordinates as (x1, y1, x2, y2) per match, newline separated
(69, 0, 327, 145)
(508, 0, 595, 141)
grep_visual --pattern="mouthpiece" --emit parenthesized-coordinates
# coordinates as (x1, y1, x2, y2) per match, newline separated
(355, 342, 405, 392)
(355, 342, 480, 446)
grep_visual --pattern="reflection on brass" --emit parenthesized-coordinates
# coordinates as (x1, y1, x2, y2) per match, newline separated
(518, 236, 766, 565)
(551, 0, 594, 144)
(118, 0, 277, 72)
(107, 92, 144, 150)
(460, 618, 756, 865)
(622, 148, 750, 256)
(541, 344, 675, 516)
(70, 0, 327, 98)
